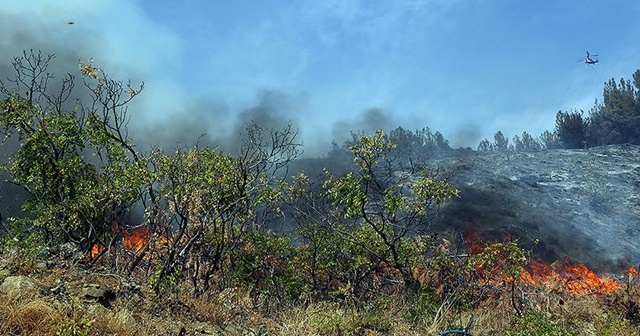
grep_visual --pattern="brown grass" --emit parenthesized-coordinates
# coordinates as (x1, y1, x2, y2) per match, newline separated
(2, 261, 640, 335)
(0, 296, 59, 335)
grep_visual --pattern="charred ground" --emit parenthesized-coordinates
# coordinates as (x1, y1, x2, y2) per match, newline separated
(431, 144, 640, 273)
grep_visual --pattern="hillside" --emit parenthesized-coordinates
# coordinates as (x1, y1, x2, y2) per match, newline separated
(3, 145, 640, 335)
(435, 144, 640, 273)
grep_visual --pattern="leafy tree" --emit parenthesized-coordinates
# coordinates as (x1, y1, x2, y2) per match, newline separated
(233, 231, 309, 307)
(520, 131, 541, 151)
(286, 171, 404, 300)
(380, 126, 451, 160)
(430, 130, 451, 153)
(513, 135, 523, 151)
(148, 122, 301, 296)
(322, 130, 459, 291)
(588, 71, 640, 146)
(554, 110, 588, 149)
(539, 130, 561, 149)
(0, 51, 146, 252)
(493, 131, 509, 151)
(477, 139, 493, 152)
(512, 132, 541, 151)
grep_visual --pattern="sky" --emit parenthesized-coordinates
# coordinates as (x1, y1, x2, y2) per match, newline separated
(1, 0, 640, 154)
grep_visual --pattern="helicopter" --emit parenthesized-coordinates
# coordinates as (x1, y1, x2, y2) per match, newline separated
(578, 51, 599, 65)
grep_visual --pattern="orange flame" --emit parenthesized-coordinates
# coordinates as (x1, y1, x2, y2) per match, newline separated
(123, 226, 152, 253)
(626, 265, 640, 278)
(464, 230, 623, 295)
(86, 225, 171, 261)
(88, 243, 104, 259)
(520, 261, 621, 295)
(464, 225, 483, 254)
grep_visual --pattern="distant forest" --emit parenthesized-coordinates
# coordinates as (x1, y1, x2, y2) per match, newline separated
(479, 69, 640, 152)
(329, 69, 640, 158)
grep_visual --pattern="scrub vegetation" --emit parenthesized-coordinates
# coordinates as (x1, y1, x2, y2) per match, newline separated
(1, 50, 640, 335)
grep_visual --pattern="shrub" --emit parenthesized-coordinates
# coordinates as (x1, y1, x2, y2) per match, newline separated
(506, 311, 571, 336)
(233, 231, 309, 306)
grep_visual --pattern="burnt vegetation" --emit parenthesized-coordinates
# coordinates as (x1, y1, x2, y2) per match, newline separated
(1, 50, 640, 335)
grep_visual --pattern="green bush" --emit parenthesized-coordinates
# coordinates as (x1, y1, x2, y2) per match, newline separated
(233, 232, 309, 304)
(506, 311, 572, 336)
(1, 223, 47, 274)
(405, 286, 439, 322)
(0, 51, 146, 252)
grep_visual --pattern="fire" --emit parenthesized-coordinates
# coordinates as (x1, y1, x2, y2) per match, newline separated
(86, 225, 171, 260)
(463, 229, 624, 295)
(89, 243, 104, 259)
(520, 260, 621, 295)
(626, 265, 640, 278)
(464, 224, 484, 254)
(123, 226, 152, 253)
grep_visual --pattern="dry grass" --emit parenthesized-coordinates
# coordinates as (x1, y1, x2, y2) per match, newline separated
(2, 261, 640, 335)
(271, 302, 432, 335)
(0, 296, 59, 335)
(0, 290, 148, 336)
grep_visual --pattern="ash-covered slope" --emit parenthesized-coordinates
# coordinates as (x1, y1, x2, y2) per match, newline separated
(435, 144, 640, 273)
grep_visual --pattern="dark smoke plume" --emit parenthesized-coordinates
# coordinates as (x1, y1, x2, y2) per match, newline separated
(331, 107, 394, 144)
(0, 7, 308, 224)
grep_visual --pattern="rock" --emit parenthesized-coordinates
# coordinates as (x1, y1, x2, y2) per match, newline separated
(35, 262, 48, 271)
(87, 303, 109, 317)
(0, 275, 35, 296)
(122, 279, 140, 292)
(115, 308, 136, 326)
(78, 283, 116, 306)
(48, 280, 67, 295)
(192, 321, 219, 335)
(167, 321, 186, 336)
(53, 242, 84, 261)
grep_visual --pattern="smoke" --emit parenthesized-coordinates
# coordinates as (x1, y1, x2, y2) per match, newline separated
(0, 4, 310, 227)
(450, 123, 482, 149)
(2, 1, 635, 274)
(0, 1, 462, 160)
(133, 97, 232, 152)
(230, 90, 303, 152)
(331, 107, 394, 144)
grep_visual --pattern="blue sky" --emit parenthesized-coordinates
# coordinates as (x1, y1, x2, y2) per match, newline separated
(2, 0, 640, 153)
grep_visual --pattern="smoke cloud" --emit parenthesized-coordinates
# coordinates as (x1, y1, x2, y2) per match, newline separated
(331, 107, 394, 144)
(451, 123, 482, 149)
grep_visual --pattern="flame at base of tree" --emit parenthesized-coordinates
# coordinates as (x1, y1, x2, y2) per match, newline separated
(123, 226, 152, 253)
(87, 225, 170, 260)
(89, 243, 104, 259)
